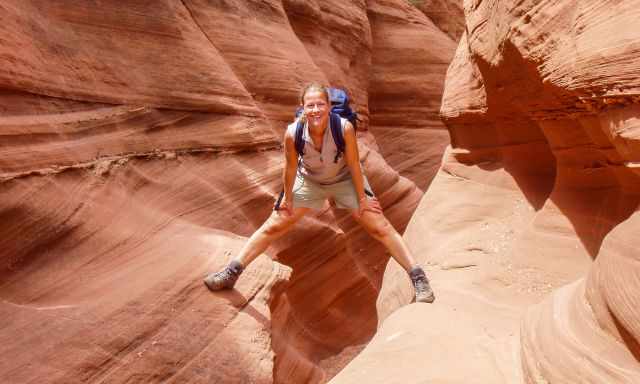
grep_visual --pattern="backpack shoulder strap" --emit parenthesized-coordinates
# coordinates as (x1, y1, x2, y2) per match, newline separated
(294, 119, 305, 157)
(329, 113, 345, 163)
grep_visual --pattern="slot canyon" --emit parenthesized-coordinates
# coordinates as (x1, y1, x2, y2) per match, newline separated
(1, 1, 639, 383)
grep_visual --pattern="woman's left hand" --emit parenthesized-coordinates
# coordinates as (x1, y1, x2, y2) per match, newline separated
(357, 197, 383, 217)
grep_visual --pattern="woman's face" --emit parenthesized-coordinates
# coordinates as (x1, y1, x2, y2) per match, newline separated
(303, 90, 330, 129)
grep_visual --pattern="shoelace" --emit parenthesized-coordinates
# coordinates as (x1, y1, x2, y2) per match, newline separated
(216, 267, 236, 281)
(413, 277, 430, 293)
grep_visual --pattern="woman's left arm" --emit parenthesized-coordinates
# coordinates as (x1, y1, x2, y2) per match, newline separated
(343, 122, 382, 215)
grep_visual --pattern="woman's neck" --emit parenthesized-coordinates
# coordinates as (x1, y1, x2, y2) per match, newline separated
(308, 121, 327, 151)
(307, 119, 329, 136)
(308, 120, 327, 136)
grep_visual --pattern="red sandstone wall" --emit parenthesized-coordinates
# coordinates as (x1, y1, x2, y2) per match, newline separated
(332, 1, 640, 383)
(0, 1, 454, 383)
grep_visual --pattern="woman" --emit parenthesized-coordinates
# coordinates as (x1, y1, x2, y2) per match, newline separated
(204, 84, 434, 303)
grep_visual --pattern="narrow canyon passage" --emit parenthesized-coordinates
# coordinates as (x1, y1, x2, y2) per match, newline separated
(0, 1, 454, 383)
(3, 0, 640, 383)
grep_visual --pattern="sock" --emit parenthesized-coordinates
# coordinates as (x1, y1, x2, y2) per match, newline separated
(228, 260, 244, 275)
(409, 266, 426, 281)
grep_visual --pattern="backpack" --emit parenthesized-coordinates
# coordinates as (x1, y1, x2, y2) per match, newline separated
(294, 88, 357, 163)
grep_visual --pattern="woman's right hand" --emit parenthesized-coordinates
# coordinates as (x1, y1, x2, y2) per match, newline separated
(279, 197, 294, 217)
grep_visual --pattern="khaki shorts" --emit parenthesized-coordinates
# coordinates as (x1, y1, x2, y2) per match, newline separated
(291, 174, 374, 210)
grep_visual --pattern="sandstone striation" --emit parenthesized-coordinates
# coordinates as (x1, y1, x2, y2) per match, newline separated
(412, 0, 465, 42)
(0, 1, 452, 383)
(367, 0, 456, 189)
(333, 0, 640, 383)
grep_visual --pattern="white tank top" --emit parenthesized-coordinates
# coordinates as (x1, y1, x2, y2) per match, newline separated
(286, 117, 351, 185)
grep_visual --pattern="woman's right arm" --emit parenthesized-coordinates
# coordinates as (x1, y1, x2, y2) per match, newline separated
(281, 130, 298, 215)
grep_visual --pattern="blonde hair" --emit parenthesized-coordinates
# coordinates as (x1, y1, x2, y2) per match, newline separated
(299, 83, 330, 105)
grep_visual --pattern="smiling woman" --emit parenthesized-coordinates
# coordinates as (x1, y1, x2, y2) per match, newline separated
(204, 83, 435, 304)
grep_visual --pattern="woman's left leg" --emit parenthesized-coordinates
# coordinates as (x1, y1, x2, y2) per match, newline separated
(352, 209, 435, 303)
(350, 210, 417, 272)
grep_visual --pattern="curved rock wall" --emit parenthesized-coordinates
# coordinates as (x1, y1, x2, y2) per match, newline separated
(332, 1, 640, 383)
(0, 1, 453, 383)
(412, 0, 464, 41)
(367, 0, 457, 189)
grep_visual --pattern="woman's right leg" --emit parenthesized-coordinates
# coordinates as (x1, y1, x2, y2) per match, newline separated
(204, 207, 310, 291)
(235, 207, 311, 267)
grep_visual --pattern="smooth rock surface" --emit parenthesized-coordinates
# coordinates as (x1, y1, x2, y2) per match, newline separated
(367, 0, 456, 189)
(333, 1, 640, 383)
(0, 1, 453, 383)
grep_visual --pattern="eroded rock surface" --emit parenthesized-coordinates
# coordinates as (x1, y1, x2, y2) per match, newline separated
(332, 1, 640, 383)
(0, 1, 452, 383)
(367, 0, 456, 189)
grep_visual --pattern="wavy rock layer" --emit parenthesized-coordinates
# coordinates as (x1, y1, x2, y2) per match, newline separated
(332, 1, 640, 383)
(0, 1, 453, 383)
(367, 0, 456, 189)
(412, 0, 464, 41)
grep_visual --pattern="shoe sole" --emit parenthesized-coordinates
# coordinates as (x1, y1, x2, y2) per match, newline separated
(415, 293, 435, 304)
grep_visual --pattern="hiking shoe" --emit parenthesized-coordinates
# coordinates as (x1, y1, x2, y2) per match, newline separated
(204, 260, 243, 291)
(409, 266, 435, 303)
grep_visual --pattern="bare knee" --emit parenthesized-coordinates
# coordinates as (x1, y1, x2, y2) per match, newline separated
(262, 213, 296, 236)
(358, 215, 395, 240)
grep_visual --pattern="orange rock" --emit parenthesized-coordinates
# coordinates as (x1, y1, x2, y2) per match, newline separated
(335, 0, 640, 383)
(0, 1, 453, 383)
